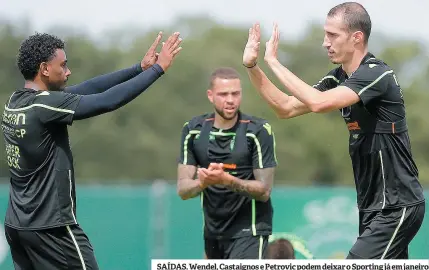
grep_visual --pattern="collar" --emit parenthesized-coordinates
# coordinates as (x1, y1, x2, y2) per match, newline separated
(359, 52, 376, 66)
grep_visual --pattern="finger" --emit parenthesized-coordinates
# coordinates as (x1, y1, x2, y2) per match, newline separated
(275, 23, 279, 43)
(199, 169, 208, 178)
(208, 163, 218, 170)
(149, 31, 162, 51)
(172, 46, 182, 57)
(255, 23, 260, 40)
(171, 37, 183, 52)
(166, 32, 180, 48)
(209, 163, 222, 170)
(251, 26, 256, 41)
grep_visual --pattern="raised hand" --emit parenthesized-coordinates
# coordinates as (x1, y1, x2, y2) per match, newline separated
(141, 31, 162, 70)
(264, 23, 280, 63)
(243, 23, 261, 68)
(156, 32, 182, 72)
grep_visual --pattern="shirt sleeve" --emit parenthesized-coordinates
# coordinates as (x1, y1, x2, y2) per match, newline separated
(34, 91, 82, 125)
(64, 63, 143, 95)
(251, 122, 277, 169)
(178, 122, 198, 166)
(312, 71, 339, 92)
(341, 64, 392, 105)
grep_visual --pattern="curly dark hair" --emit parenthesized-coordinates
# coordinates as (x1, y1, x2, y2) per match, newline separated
(17, 33, 65, 80)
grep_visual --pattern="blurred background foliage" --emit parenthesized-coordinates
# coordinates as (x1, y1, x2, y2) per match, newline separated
(1, 17, 428, 187)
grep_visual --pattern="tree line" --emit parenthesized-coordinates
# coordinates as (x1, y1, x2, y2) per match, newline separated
(1, 17, 429, 186)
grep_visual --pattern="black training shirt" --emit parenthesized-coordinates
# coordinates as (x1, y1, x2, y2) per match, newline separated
(2, 89, 82, 229)
(1, 64, 164, 230)
(313, 52, 425, 212)
(179, 112, 277, 239)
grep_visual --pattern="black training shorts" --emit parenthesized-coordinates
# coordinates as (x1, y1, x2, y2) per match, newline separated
(205, 235, 268, 259)
(5, 224, 99, 270)
(347, 202, 425, 259)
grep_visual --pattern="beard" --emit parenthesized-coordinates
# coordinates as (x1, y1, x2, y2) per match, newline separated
(214, 106, 239, 120)
(48, 81, 67, 91)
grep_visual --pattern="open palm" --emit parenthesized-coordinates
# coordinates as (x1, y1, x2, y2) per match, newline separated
(243, 23, 261, 67)
(264, 23, 280, 62)
(141, 32, 162, 70)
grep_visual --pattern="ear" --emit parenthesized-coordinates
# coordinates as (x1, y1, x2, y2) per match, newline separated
(207, 89, 214, 103)
(39, 62, 50, 77)
(352, 31, 364, 44)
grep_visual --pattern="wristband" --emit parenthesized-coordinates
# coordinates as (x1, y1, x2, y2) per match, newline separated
(243, 62, 257, 68)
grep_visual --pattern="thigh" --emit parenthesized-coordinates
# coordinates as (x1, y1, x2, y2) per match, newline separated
(349, 204, 425, 259)
(225, 235, 268, 259)
(65, 225, 99, 270)
(4, 226, 34, 270)
(204, 238, 223, 259)
(19, 225, 99, 270)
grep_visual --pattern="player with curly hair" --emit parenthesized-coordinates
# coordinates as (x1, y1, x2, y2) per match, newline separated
(1, 32, 182, 269)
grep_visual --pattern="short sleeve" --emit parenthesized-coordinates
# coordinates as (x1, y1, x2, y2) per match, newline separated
(251, 122, 277, 169)
(312, 71, 339, 92)
(178, 122, 198, 166)
(341, 65, 391, 105)
(34, 91, 82, 125)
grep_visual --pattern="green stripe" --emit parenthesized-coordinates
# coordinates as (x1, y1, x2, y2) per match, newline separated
(210, 131, 235, 136)
(182, 130, 200, 165)
(201, 193, 204, 236)
(312, 75, 340, 87)
(252, 199, 256, 235)
(358, 70, 393, 95)
(183, 134, 191, 165)
(246, 133, 263, 168)
(272, 131, 277, 164)
(187, 130, 236, 136)
(258, 236, 263, 259)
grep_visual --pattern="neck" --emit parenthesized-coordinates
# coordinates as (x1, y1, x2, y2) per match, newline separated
(24, 78, 48, 91)
(214, 112, 238, 130)
(342, 47, 368, 76)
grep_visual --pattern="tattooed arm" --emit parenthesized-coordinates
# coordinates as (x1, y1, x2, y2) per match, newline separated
(221, 121, 277, 202)
(223, 167, 275, 202)
(177, 164, 203, 200)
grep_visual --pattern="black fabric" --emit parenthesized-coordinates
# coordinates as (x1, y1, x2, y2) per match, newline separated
(2, 89, 81, 230)
(73, 64, 164, 120)
(178, 112, 277, 239)
(65, 63, 143, 95)
(1, 64, 164, 230)
(313, 52, 425, 212)
(5, 224, 99, 270)
(205, 235, 268, 259)
(347, 202, 425, 259)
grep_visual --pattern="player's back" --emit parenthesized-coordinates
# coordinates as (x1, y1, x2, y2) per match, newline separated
(1, 88, 79, 230)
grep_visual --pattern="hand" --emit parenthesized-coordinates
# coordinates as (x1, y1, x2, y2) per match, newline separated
(141, 31, 162, 70)
(198, 163, 227, 188)
(243, 23, 261, 68)
(156, 32, 183, 72)
(208, 162, 223, 171)
(264, 23, 280, 63)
